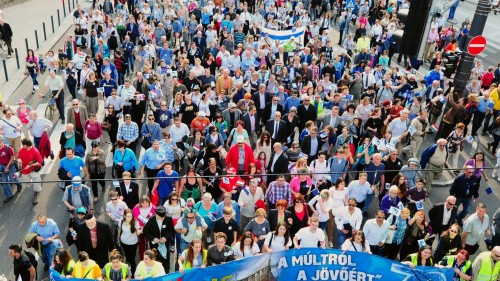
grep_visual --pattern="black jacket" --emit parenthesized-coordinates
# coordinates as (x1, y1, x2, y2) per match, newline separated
(115, 181, 140, 209)
(0, 22, 13, 39)
(262, 103, 284, 125)
(428, 203, 458, 232)
(268, 209, 292, 231)
(265, 119, 287, 143)
(143, 216, 174, 248)
(76, 221, 113, 268)
(300, 135, 325, 157)
(449, 174, 478, 199)
(297, 104, 317, 130)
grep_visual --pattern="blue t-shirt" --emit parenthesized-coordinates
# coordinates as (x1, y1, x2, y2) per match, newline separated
(59, 156, 85, 178)
(157, 170, 179, 198)
(155, 108, 173, 128)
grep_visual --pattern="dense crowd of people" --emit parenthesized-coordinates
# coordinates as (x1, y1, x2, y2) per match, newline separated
(4, 0, 500, 280)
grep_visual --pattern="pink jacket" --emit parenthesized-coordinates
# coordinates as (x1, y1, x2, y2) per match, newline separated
(132, 204, 156, 227)
(289, 176, 313, 194)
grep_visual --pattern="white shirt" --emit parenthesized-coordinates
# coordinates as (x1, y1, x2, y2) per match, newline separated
(442, 205, 453, 226)
(387, 117, 409, 138)
(335, 206, 363, 231)
(238, 187, 265, 217)
(264, 232, 292, 252)
(0, 116, 22, 138)
(233, 242, 260, 259)
(309, 159, 329, 185)
(295, 227, 325, 248)
(308, 196, 334, 222)
(169, 123, 190, 142)
(362, 218, 390, 246)
(362, 72, 376, 90)
(341, 239, 371, 253)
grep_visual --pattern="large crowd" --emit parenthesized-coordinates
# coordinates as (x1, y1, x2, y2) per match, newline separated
(3, 0, 500, 280)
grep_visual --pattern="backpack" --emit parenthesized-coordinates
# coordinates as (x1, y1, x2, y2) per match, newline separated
(25, 250, 38, 268)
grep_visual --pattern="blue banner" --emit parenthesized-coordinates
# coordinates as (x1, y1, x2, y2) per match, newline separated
(50, 248, 454, 281)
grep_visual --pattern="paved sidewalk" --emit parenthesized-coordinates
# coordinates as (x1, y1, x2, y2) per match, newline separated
(0, 0, 81, 98)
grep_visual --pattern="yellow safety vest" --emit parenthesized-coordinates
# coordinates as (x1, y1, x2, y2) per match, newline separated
(409, 253, 433, 267)
(474, 252, 500, 281)
(104, 263, 128, 280)
(135, 261, 164, 278)
(184, 250, 207, 270)
(73, 260, 98, 279)
(443, 255, 471, 281)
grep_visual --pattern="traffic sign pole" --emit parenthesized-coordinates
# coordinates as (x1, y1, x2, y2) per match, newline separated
(467, 35, 487, 56)
(453, 0, 490, 92)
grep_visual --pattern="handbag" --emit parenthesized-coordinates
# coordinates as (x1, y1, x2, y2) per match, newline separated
(101, 121, 110, 131)
(141, 125, 152, 149)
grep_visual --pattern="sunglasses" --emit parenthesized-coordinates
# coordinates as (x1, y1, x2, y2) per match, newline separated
(447, 201, 455, 205)
(72, 103, 79, 106)
(149, 118, 155, 120)
(171, 198, 178, 201)
(295, 200, 304, 203)
(77, 212, 86, 215)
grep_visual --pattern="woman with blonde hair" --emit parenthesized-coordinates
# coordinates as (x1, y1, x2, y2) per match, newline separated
(243, 208, 271, 249)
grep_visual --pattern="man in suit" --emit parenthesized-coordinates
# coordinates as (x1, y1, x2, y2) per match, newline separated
(267, 143, 289, 183)
(193, 31, 206, 54)
(222, 103, 242, 132)
(242, 105, 258, 148)
(143, 206, 174, 272)
(125, 16, 139, 44)
(319, 106, 341, 131)
(252, 84, 271, 126)
(248, 22, 261, 40)
(265, 111, 287, 145)
(187, 42, 203, 65)
(274, 46, 288, 64)
(115, 171, 139, 209)
(301, 127, 325, 164)
(262, 96, 284, 126)
(297, 96, 317, 130)
(76, 214, 114, 268)
(66, 99, 89, 137)
(89, 29, 99, 58)
(428, 196, 458, 236)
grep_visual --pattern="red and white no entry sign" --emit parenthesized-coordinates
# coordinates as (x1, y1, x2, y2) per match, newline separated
(468, 35, 487, 56)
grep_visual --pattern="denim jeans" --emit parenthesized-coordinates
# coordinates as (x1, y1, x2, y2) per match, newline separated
(455, 197, 473, 223)
(42, 242, 57, 266)
(0, 165, 15, 198)
(179, 238, 189, 255)
(363, 193, 374, 213)
(337, 229, 347, 248)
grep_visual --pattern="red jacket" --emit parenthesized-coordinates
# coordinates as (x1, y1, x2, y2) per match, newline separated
(38, 132, 51, 159)
(225, 143, 255, 173)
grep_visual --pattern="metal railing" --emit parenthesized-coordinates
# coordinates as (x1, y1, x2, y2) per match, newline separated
(0, 0, 79, 82)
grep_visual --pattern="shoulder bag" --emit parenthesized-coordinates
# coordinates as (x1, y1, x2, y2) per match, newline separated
(141, 125, 152, 149)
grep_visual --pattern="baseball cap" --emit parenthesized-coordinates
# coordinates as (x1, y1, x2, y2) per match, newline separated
(72, 176, 82, 186)
(227, 167, 236, 173)
(91, 141, 100, 148)
(76, 207, 87, 214)
(17, 99, 26, 105)
(228, 102, 236, 108)
(237, 136, 245, 143)
(198, 111, 206, 117)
